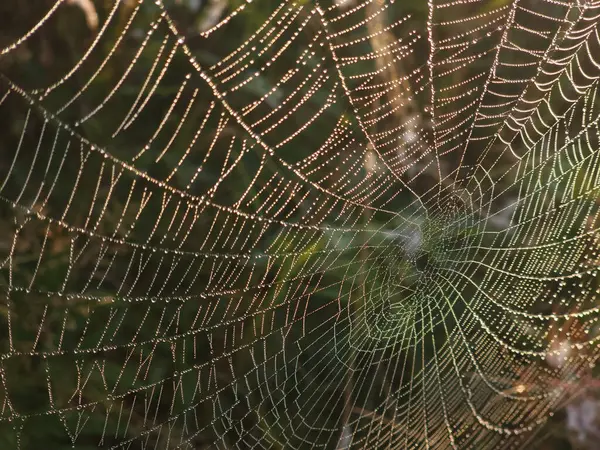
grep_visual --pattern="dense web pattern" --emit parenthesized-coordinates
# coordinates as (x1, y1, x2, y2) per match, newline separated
(1, 0, 600, 448)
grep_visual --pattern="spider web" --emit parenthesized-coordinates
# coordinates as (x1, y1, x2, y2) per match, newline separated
(0, 0, 599, 448)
